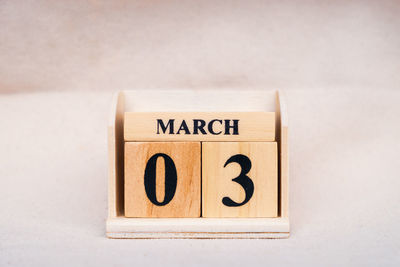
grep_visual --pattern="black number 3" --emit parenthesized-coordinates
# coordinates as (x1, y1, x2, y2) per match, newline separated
(222, 154, 254, 207)
(144, 153, 177, 206)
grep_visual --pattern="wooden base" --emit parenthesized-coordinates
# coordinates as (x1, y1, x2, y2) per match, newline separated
(106, 217, 289, 239)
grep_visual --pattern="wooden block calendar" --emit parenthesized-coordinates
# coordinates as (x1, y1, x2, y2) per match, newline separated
(107, 90, 289, 239)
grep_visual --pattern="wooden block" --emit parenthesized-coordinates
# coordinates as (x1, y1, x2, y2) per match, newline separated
(125, 142, 201, 217)
(124, 112, 275, 142)
(202, 142, 278, 218)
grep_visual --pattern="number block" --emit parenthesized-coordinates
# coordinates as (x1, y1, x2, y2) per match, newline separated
(125, 142, 201, 217)
(202, 142, 278, 218)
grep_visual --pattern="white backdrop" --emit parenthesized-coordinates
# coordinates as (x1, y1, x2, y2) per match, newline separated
(0, 0, 399, 93)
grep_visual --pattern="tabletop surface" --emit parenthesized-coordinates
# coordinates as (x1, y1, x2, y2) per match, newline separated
(0, 90, 399, 266)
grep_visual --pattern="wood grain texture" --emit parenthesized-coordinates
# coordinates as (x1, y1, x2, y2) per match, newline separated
(202, 142, 278, 218)
(125, 142, 201, 218)
(124, 112, 275, 141)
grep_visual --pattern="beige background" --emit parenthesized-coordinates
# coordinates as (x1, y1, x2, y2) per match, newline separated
(1, 0, 399, 93)
(1, 1, 399, 266)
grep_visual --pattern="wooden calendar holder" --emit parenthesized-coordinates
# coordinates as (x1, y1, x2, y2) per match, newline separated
(107, 90, 289, 239)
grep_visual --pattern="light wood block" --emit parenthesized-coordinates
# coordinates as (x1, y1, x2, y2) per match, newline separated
(125, 142, 201, 218)
(202, 142, 278, 218)
(124, 112, 275, 142)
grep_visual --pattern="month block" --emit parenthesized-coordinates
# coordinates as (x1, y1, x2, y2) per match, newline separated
(124, 112, 275, 142)
(202, 142, 278, 218)
(125, 142, 201, 217)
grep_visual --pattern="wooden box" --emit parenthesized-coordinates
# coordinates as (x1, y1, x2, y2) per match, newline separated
(107, 90, 289, 239)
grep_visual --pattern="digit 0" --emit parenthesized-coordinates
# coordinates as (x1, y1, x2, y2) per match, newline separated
(144, 153, 177, 206)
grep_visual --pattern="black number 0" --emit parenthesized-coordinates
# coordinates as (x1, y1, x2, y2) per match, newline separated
(144, 153, 177, 206)
(222, 154, 254, 207)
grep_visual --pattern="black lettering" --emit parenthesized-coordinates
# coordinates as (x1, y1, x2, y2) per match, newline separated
(157, 119, 174, 134)
(144, 153, 177, 206)
(222, 154, 254, 207)
(208, 119, 222, 135)
(224, 119, 239, 135)
(176, 120, 190, 134)
(193, 119, 207, 135)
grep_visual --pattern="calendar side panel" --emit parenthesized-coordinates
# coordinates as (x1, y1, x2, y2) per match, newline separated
(108, 91, 125, 218)
(276, 91, 289, 219)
